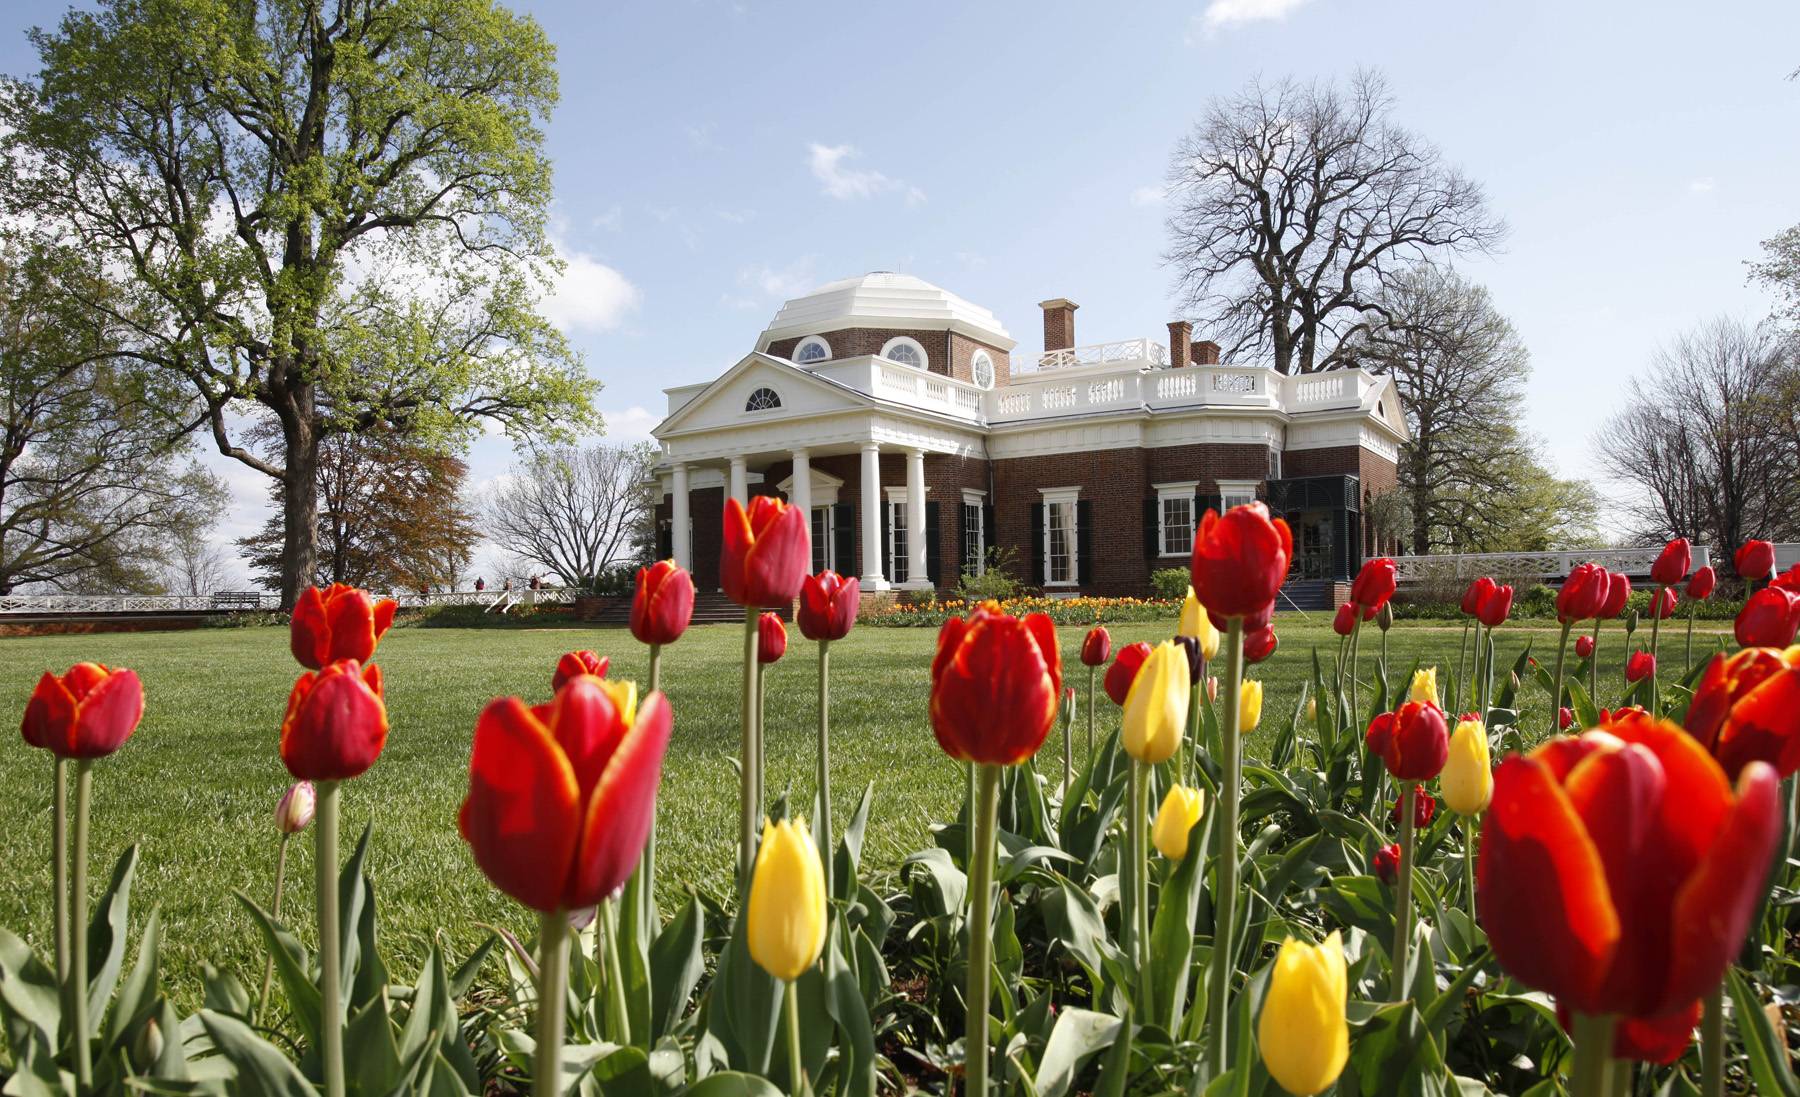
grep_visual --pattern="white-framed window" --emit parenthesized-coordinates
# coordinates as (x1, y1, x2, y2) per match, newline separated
(794, 336, 831, 364)
(1218, 479, 1259, 511)
(970, 350, 995, 390)
(1040, 488, 1080, 587)
(881, 336, 929, 370)
(810, 506, 835, 573)
(1267, 446, 1282, 481)
(1155, 480, 1199, 557)
(961, 489, 986, 577)
(885, 489, 910, 584)
(745, 386, 781, 412)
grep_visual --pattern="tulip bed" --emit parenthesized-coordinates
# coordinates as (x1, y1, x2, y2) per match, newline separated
(3, 505, 1798, 1097)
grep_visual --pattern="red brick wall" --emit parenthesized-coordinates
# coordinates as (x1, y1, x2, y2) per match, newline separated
(765, 328, 945, 378)
(948, 332, 1013, 388)
(992, 448, 1149, 596)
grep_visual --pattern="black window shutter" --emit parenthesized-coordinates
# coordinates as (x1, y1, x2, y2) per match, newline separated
(656, 520, 672, 561)
(983, 504, 996, 572)
(1142, 498, 1159, 557)
(1077, 500, 1094, 587)
(833, 503, 855, 576)
(925, 502, 941, 586)
(958, 503, 975, 575)
(880, 501, 891, 579)
(1029, 503, 1044, 587)
(1196, 491, 1222, 520)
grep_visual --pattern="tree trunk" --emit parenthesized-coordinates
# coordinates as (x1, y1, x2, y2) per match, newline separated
(278, 399, 320, 610)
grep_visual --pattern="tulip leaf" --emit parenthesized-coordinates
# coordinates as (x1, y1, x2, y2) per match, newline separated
(1033, 1007, 1123, 1097)
(202, 963, 251, 1018)
(902, 847, 967, 917)
(1340, 1000, 1454, 1097)
(700, 907, 781, 1075)
(1035, 872, 1120, 983)
(0, 926, 63, 1043)
(84, 844, 138, 1023)
(1146, 815, 1207, 1033)
(1728, 967, 1800, 1097)
(823, 933, 877, 1097)
(102, 904, 161, 1051)
(832, 783, 876, 904)
(683, 1072, 785, 1097)
(338, 825, 380, 1009)
(198, 1008, 317, 1096)
(649, 894, 705, 1040)
(1562, 676, 1599, 732)
(237, 893, 321, 1046)
(345, 992, 403, 1094)
(447, 933, 497, 1001)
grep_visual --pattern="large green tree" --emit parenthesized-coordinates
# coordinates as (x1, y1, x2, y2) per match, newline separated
(1, 0, 597, 606)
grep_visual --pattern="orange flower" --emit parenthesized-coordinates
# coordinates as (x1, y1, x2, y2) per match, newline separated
(552, 650, 609, 692)
(1685, 647, 1800, 779)
(460, 676, 672, 913)
(20, 662, 144, 759)
(290, 584, 397, 670)
(721, 496, 811, 608)
(929, 606, 1060, 766)
(280, 661, 389, 781)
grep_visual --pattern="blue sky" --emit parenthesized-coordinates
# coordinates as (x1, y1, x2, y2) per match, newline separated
(4, 0, 1798, 582)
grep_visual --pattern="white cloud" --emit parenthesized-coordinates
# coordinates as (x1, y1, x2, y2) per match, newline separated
(1688, 177, 1716, 194)
(1131, 183, 1168, 207)
(1194, 0, 1311, 35)
(593, 204, 623, 231)
(599, 405, 660, 444)
(541, 245, 640, 332)
(808, 143, 925, 204)
(738, 258, 816, 300)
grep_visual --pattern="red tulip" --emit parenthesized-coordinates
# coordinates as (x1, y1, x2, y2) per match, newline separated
(1188, 502, 1292, 621)
(1349, 557, 1397, 615)
(1243, 624, 1278, 664)
(1080, 625, 1112, 667)
(552, 651, 609, 692)
(1774, 564, 1800, 595)
(280, 661, 388, 781)
(1557, 564, 1611, 624)
(1559, 706, 1575, 731)
(757, 612, 788, 664)
(721, 495, 811, 608)
(1687, 566, 1716, 601)
(1626, 650, 1655, 683)
(631, 560, 695, 646)
(1735, 587, 1800, 649)
(1575, 635, 1596, 660)
(290, 584, 398, 670)
(20, 663, 144, 759)
(1331, 602, 1356, 637)
(1478, 714, 1781, 1020)
(1735, 540, 1776, 582)
(1461, 576, 1496, 617)
(1476, 583, 1514, 628)
(1365, 702, 1449, 781)
(1651, 587, 1679, 620)
(1599, 571, 1632, 621)
(929, 607, 1061, 766)
(1373, 842, 1401, 885)
(1390, 789, 1437, 829)
(1104, 642, 1153, 706)
(459, 677, 672, 912)
(1650, 538, 1692, 587)
(797, 571, 859, 642)
(1685, 648, 1800, 780)
(1555, 999, 1702, 1065)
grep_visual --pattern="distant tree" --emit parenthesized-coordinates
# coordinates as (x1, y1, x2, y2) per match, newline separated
(1165, 70, 1506, 374)
(482, 443, 655, 587)
(1, 0, 598, 607)
(1749, 224, 1800, 327)
(160, 540, 236, 598)
(1595, 318, 1799, 559)
(240, 427, 479, 592)
(0, 236, 227, 593)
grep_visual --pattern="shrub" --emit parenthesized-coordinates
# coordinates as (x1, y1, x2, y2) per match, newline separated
(956, 547, 1024, 602)
(1150, 567, 1190, 601)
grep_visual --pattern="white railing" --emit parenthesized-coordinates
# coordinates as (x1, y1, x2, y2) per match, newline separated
(841, 356, 985, 423)
(0, 588, 577, 616)
(1024, 338, 1171, 372)
(1391, 547, 1715, 583)
(1155, 372, 1198, 399)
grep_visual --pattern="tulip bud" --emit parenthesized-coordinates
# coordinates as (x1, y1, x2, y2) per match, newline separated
(275, 780, 317, 834)
(746, 816, 827, 981)
(1558, 706, 1575, 730)
(1575, 634, 1595, 660)
(133, 1016, 164, 1068)
(757, 612, 787, 664)
(1625, 609, 1639, 637)
(1389, 788, 1436, 829)
(1152, 785, 1205, 860)
(1206, 675, 1219, 703)
(1372, 842, 1401, 885)
(1103, 641, 1153, 707)
(1121, 641, 1190, 764)
(1173, 635, 1204, 684)
(1306, 696, 1317, 722)
(1441, 719, 1493, 815)
(1179, 587, 1221, 660)
(1079, 625, 1112, 668)
(1239, 679, 1264, 733)
(1376, 602, 1393, 632)
(1687, 565, 1716, 601)
(1626, 650, 1655, 684)
(1408, 667, 1439, 708)
(1331, 602, 1356, 637)
(1059, 685, 1077, 726)
(1258, 932, 1350, 1096)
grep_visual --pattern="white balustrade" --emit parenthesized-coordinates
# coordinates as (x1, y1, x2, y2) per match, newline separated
(1293, 376, 1347, 403)
(0, 588, 578, 616)
(1088, 378, 1125, 403)
(1155, 373, 1198, 399)
(1391, 546, 1714, 583)
(1041, 385, 1077, 410)
(1023, 338, 1171, 372)
(997, 392, 1031, 415)
(1211, 372, 1260, 395)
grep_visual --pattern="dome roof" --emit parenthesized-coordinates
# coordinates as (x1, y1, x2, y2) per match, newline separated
(757, 272, 1014, 351)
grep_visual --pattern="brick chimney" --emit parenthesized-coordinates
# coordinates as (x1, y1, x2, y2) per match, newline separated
(1192, 339, 1221, 365)
(1039, 298, 1078, 351)
(1168, 321, 1192, 368)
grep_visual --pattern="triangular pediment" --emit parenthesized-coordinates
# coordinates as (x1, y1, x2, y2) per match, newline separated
(653, 353, 876, 437)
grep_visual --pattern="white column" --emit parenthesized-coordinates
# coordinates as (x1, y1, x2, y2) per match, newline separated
(728, 456, 748, 508)
(905, 448, 929, 589)
(670, 463, 691, 570)
(790, 450, 812, 528)
(860, 443, 885, 588)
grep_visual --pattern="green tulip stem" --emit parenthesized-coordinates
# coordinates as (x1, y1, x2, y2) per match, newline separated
(1569, 1012, 1617, 1097)
(1684, 603, 1697, 679)
(1205, 617, 1246, 1078)
(315, 779, 345, 1097)
(1648, 586, 1665, 717)
(965, 763, 1002, 1097)
(1589, 619, 1602, 708)
(738, 608, 760, 885)
(641, 642, 663, 933)
(1131, 759, 1152, 1004)
(602, 900, 631, 1046)
(1550, 622, 1573, 736)
(51, 757, 70, 995)
(1086, 665, 1097, 767)
(756, 661, 768, 827)
(816, 639, 834, 900)
(254, 833, 292, 1027)
(69, 758, 93, 1088)
(1335, 632, 1350, 727)
(1453, 618, 1469, 713)
(1391, 780, 1417, 1001)
(1184, 687, 1201, 788)
(1609, 1062, 1632, 1097)
(1702, 986, 1724, 1097)
(1467, 622, 1484, 718)
(1062, 691, 1074, 799)
(1347, 621, 1362, 723)
(1462, 814, 1477, 927)
(1124, 759, 1142, 968)
(964, 763, 976, 888)
(535, 910, 568, 1097)
(784, 978, 805, 1094)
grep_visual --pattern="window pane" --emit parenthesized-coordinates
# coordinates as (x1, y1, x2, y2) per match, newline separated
(811, 507, 832, 573)
(890, 503, 908, 583)
(1162, 496, 1192, 555)
(963, 503, 983, 575)
(1046, 500, 1075, 584)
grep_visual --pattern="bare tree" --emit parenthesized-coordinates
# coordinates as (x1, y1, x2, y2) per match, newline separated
(160, 540, 235, 597)
(482, 443, 655, 587)
(1165, 70, 1507, 374)
(1595, 318, 1800, 564)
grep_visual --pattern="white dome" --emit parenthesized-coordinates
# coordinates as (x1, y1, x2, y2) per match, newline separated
(757, 272, 1014, 351)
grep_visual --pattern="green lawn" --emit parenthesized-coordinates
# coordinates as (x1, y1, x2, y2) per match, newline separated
(0, 614, 1734, 1003)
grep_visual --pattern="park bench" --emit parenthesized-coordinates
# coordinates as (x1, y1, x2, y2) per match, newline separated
(209, 591, 264, 611)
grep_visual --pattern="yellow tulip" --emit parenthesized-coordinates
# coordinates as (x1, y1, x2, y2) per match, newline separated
(1239, 679, 1264, 732)
(1152, 785, 1206, 860)
(1121, 641, 1190, 764)
(1441, 718, 1493, 816)
(1408, 667, 1439, 709)
(1258, 931, 1349, 1097)
(1180, 587, 1221, 660)
(746, 817, 827, 981)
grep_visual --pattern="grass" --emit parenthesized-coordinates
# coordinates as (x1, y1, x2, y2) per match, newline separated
(0, 612, 1737, 1005)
